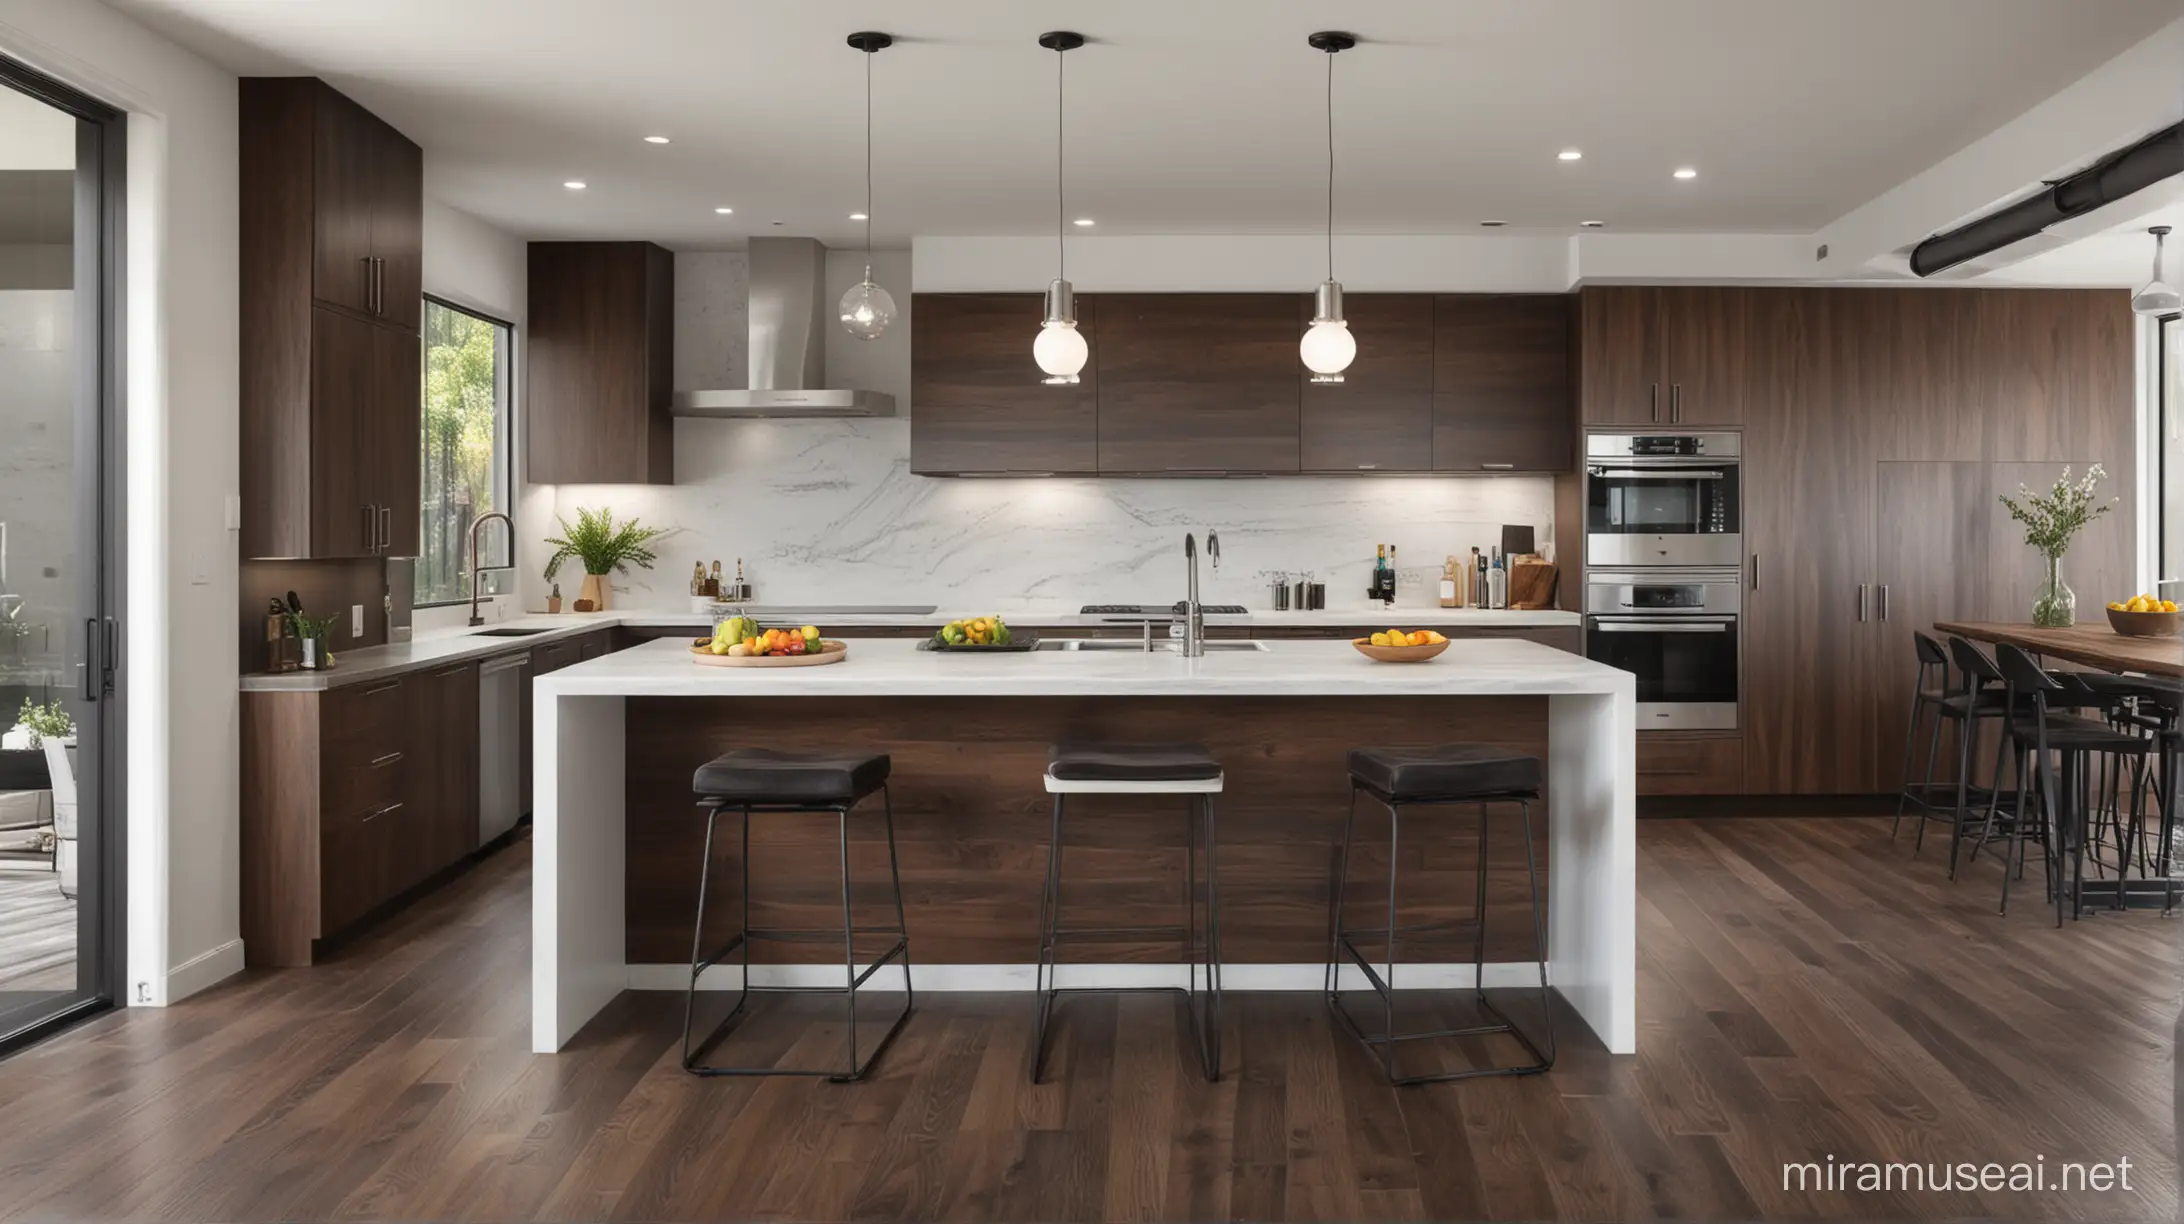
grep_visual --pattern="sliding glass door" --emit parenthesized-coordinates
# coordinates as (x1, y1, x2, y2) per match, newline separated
(0, 56, 122, 1051)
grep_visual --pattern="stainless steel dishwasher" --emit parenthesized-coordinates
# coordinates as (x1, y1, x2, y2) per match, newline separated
(478, 652, 528, 844)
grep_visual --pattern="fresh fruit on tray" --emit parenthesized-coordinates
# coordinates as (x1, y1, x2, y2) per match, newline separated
(704, 619, 823, 657)
(2108, 595, 2178, 613)
(1369, 628, 1446, 648)
(935, 616, 1012, 647)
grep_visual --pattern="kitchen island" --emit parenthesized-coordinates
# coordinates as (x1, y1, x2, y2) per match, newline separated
(533, 636, 1637, 1056)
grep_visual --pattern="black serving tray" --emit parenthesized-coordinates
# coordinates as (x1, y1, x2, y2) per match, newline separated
(919, 632, 1040, 653)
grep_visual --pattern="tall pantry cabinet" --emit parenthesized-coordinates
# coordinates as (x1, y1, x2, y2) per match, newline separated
(240, 77, 425, 560)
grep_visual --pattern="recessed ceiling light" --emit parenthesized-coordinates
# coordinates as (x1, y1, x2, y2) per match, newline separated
(1073, 218, 1095, 227)
(562, 180, 587, 190)
(714, 206, 734, 215)
(1581, 220, 1606, 228)
(1479, 220, 1507, 228)
(1673, 167, 1698, 180)
(643, 135, 670, 145)
(1558, 149, 1583, 161)
(850, 212, 869, 221)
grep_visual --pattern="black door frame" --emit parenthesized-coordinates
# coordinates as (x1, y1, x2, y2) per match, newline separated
(0, 51, 127, 1055)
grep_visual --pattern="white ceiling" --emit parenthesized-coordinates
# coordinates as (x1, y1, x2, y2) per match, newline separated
(0, 85, 75, 171)
(103, 0, 2184, 251)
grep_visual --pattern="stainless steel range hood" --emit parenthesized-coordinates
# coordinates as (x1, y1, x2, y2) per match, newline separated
(671, 236, 898, 418)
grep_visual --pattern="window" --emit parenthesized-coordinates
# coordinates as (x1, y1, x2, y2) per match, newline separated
(417, 298, 513, 606)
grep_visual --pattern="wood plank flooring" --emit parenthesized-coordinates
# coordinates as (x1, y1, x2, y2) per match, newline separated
(0, 863, 73, 991)
(0, 817, 2177, 1222)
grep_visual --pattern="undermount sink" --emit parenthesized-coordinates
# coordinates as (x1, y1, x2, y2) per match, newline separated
(473, 627, 550, 637)
(1033, 639, 1269, 653)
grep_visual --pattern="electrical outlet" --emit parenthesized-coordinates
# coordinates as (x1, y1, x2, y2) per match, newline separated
(351, 604, 364, 639)
(189, 549, 209, 586)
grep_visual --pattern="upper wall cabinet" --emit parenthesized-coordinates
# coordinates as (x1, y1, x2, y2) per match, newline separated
(1432, 294, 1574, 472)
(911, 293, 1099, 475)
(240, 77, 424, 560)
(1299, 294, 1434, 473)
(1579, 286, 1745, 427)
(527, 242, 675, 485)
(1097, 294, 1304, 473)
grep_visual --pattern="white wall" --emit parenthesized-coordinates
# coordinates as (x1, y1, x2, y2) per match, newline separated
(0, 0, 243, 1002)
(0, 243, 68, 289)
(535, 248, 1556, 616)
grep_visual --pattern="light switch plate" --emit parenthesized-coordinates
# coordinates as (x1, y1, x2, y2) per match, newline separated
(351, 604, 364, 639)
(223, 494, 242, 532)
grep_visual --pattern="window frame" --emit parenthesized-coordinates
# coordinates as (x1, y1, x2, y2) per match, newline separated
(2159, 312, 2181, 600)
(415, 294, 516, 609)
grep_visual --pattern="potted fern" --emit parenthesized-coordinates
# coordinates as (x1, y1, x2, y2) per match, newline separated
(18, 699, 76, 898)
(543, 507, 671, 612)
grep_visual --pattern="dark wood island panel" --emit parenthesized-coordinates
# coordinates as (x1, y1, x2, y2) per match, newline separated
(623, 695, 1554, 966)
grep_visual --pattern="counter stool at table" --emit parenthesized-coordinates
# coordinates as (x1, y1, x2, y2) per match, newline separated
(1327, 745, 1555, 1086)
(1032, 743, 1223, 1084)
(681, 748, 913, 1081)
(1891, 631, 1955, 841)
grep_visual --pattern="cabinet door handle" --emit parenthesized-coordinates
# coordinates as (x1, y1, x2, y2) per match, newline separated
(361, 680, 402, 696)
(1857, 584, 1870, 622)
(379, 506, 393, 554)
(361, 256, 373, 310)
(363, 800, 403, 823)
(362, 504, 377, 555)
(436, 663, 472, 677)
(369, 750, 404, 767)
(1750, 553, 1759, 592)
(1879, 584, 1890, 621)
(1671, 383, 1683, 423)
(1649, 383, 1660, 423)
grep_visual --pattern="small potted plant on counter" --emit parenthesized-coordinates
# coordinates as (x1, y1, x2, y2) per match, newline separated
(543, 506, 670, 612)
(1999, 464, 2114, 628)
(17, 699, 76, 898)
(287, 609, 340, 670)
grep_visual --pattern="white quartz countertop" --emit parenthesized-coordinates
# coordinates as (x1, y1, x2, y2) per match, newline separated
(240, 606, 1579, 692)
(537, 635, 1631, 699)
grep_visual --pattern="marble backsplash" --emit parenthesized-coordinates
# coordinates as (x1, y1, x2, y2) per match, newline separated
(538, 419, 1559, 615)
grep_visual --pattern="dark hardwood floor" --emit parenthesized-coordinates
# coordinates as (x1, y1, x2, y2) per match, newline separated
(0, 817, 2177, 1222)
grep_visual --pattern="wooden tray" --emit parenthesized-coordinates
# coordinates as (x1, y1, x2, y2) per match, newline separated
(1351, 638, 1450, 663)
(690, 640, 849, 668)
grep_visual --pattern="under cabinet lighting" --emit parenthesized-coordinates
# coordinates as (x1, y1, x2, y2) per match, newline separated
(643, 135, 670, 145)
(1673, 167, 1698, 180)
(563, 180, 587, 190)
(1558, 149, 1582, 161)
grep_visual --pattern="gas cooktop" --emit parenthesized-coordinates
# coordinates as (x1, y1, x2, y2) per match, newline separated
(1079, 603, 1250, 616)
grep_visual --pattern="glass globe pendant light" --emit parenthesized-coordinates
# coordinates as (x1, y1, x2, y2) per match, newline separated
(2132, 225, 2180, 317)
(838, 31, 897, 340)
(1034, 31, 1088, 384)
(1301, 31, 1358, 382)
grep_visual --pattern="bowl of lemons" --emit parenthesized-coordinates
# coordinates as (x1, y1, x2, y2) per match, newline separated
(1353, 628, 1450, 662)
(2105, 594, 2180, 637)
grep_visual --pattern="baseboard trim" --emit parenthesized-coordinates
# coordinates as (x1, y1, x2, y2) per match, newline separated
(627, 961, 1546, 992)
(163, 938, 245, 1004)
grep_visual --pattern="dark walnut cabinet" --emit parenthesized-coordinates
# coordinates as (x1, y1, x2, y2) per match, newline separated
(527, 242, 675, 484)
(911, 293, 1099, 474)
(908, 292, 1575, 475)
(1097, 294, 1304, 473)
(1432, 294, 1574, 472)
(241, 77, 424, 560)
(1579, 286, 1745, 426)
(1299, 294, 1434, 472)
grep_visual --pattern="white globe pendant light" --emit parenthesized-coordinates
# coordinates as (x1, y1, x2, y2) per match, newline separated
(1303, 32, 1358, 382)
(837, 32, 897, 340)
(1033, 31, 1089, 384)
(2132, 225, 2181, 317)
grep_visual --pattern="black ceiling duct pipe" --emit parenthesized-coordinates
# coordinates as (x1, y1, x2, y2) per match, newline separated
(1909, 119, 2184, 277)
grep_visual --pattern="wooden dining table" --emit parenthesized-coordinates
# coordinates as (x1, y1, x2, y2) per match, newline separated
(1935, 621, 2183, 679)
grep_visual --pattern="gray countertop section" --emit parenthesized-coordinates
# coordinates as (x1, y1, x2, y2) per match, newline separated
(238, 606, 1580, 693)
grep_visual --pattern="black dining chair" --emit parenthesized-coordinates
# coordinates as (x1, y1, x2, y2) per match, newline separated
(1891, 631, 1954, 842)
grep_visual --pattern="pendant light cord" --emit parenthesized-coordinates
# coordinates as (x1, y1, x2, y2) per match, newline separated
(1324, 47, 1334, 282)
(864, 49, 874, 256)
(1056, 44, 1067, 281)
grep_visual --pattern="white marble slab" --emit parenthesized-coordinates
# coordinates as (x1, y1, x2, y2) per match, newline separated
(531, 636, 1638, 1057)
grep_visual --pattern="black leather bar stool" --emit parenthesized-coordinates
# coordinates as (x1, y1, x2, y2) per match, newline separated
(1936, 637, 2018, 876)
(682, 748, 912, 1081)
(1991, 645, 2154, 924)
(1033, 742, 1223, 1083)
(1892, 631, 1954, 840)
(1327, 744, 1554, 1085)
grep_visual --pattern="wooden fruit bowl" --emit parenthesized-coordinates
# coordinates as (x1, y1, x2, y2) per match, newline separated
(2106, 608, 2181, 638)
(690, 639, 849, 667)
(1351, 638, 1450, 663)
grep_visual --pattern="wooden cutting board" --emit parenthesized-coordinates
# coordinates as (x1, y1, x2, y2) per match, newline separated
(1509, 563, 1558, 610)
